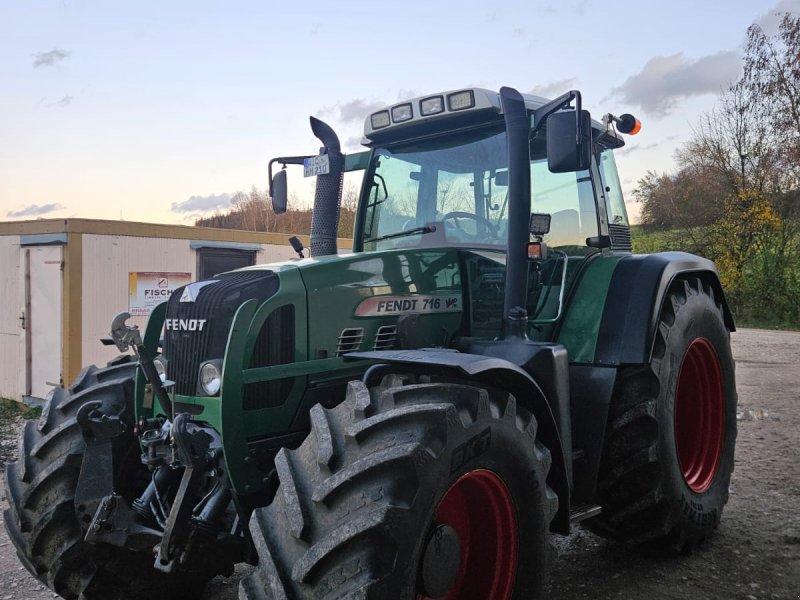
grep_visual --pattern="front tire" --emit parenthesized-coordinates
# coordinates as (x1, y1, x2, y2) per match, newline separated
(589, 277, 737, 552)
(3, 360, 209, 600)
(240, 375, 558, 600)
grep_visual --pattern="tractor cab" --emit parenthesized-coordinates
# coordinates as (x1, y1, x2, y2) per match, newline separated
(271, 87, 638, 330)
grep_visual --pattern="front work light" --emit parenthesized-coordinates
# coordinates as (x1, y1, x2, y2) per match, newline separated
(447, 90, 475, 111)
(200, 361, 222, 396)
(391, 103, 413, 123)
(529, 212, 552, 237)
(420, 96, 445, 116)
(371, 111, 391, 129)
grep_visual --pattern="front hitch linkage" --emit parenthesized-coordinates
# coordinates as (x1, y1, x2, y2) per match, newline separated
(107, 311, 173, 416)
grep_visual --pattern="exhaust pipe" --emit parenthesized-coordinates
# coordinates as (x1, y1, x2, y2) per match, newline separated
(499, 86, 532, 330)
(309, 116, 345, 257)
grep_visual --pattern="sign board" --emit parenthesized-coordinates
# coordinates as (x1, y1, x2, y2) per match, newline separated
(303, 154, 330, 177)
(128, 272, 192, 316)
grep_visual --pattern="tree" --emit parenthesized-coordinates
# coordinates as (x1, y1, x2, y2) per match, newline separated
(634, 12, 800, 324)
(744, 13, 800, 190)
(677, 81, 778, 196)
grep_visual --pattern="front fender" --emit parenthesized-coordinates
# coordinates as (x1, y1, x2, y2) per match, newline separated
(347, 349, 571, 534)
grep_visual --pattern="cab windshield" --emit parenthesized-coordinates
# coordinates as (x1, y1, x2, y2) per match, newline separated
(360, 126, 598, 254)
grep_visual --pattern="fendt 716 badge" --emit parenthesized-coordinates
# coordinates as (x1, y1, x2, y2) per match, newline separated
(354, 294, 462, 317)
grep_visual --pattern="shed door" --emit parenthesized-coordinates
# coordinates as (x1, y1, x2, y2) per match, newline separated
(23, 246, 63, 398)
(197, 248, 256, 279)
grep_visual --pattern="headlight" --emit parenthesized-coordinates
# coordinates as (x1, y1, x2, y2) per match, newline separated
(370, 110, 391, 129)
(199, 361, 222, 396)
(447, 90, 475, 111)
(152, 355, 167, 382)
(391, 103, 413, 123)
(420, 95, 445, 116)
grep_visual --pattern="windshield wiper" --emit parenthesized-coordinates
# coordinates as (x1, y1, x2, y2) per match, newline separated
(364, 225, 436, 244)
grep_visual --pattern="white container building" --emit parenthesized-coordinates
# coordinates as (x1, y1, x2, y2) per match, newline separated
(0, 218, 346, 402)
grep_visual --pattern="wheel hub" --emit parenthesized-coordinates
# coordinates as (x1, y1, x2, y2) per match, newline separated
(420, 525, 461, 598)
(417, 469, 518, 600)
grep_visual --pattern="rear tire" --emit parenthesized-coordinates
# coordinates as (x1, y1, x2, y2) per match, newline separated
(3, 359, 209, 600)
(589, 277, 737, 552)
(240, 375, 559, 600)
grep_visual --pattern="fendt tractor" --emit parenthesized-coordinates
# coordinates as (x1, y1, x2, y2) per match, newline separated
(4, 86, 737, 600)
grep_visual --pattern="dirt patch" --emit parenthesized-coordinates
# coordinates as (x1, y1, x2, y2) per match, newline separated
(544, 328, 800, 600)
(1, 328, 798, 599)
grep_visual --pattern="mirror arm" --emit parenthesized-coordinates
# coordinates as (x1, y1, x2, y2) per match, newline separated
(532, 90, 583, 138)
(268, 155, 313, 197)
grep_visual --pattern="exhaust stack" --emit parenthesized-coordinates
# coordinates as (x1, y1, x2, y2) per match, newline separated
(499, 86, 532, 331)
(309, 116, 345, 257)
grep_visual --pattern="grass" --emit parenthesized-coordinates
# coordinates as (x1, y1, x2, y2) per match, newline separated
(734, 318, 800, 331)
(632, 226, 800, 331)
(0, 397, 42, 421)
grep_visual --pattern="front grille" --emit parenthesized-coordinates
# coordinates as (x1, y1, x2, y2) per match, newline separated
(609, 223, 632, 252)
(243, 305, 295, 410)
(164, 271, 279, 395)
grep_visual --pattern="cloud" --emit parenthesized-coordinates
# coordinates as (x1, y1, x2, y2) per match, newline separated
(513, 27, 525, 37)
(613, 51, 741, 117)
(529, 78, 577, 99)
(336, 98, 386, 123)
(7, 203, 64, 218)
(344, 135, 364, 150)
(31, 48, 70, 68)
(755, 0, 800, 35)
(617, 142, 660, 156)
(171, 193, 232, 213)
(49, 95, 73, 107)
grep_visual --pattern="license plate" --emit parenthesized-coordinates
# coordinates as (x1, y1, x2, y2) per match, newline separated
(304, 154, 330, 177)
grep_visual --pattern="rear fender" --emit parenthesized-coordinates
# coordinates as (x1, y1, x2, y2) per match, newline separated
(594, 252, 735, 366)
(347, 349, 571, 534)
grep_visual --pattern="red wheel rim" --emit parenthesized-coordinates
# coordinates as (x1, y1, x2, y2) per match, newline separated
(674, 338, 725, 493)
(418, 469, 518, 600)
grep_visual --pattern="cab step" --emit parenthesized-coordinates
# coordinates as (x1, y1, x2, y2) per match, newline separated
(569, 503, 602, 523)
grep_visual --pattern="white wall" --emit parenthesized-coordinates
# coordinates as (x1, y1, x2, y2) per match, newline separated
(0, 236, 22, 400)
(80, 234, 298, 370)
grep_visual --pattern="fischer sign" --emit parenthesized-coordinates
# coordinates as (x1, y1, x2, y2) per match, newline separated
(128, 272, 192, 316)
(355, 294, 462, 317)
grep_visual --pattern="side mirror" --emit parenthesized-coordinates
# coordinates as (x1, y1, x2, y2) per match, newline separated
(271, 169, 288, 214)
(546, 109, 592, 173)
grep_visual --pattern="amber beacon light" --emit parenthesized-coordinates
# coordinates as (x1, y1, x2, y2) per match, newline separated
(616, 113, 642, 135)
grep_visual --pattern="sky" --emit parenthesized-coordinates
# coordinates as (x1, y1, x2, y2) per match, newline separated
(1, 0, 797, 225)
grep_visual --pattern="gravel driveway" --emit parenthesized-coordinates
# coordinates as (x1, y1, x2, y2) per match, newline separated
(1, 328, 798, 599)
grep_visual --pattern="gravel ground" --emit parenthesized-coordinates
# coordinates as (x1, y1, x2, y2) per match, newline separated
(1, 327, 798, 599)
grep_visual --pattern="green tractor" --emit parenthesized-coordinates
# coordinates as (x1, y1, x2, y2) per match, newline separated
(4, 86, 737, 600)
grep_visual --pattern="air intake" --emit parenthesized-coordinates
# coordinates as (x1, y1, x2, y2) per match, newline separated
(336, 328, 364, 356)
(373, 325, 398, 351)
(609, 223, 633, 252)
